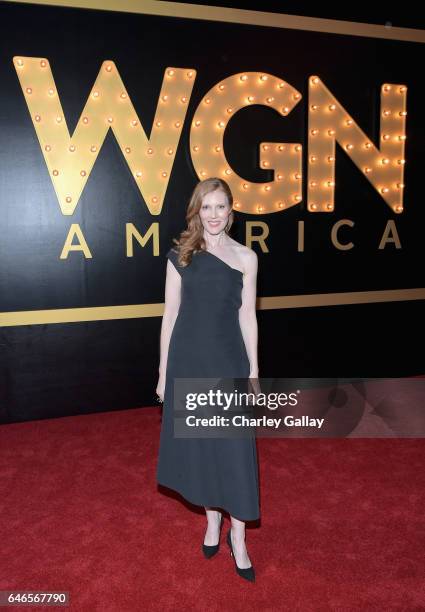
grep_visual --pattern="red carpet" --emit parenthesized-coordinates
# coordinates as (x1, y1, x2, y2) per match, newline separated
(1, 407, 424, 611)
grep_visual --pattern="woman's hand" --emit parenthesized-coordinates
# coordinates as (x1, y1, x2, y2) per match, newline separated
(247, 373, 261, 405)
(156, 374, 165, 403)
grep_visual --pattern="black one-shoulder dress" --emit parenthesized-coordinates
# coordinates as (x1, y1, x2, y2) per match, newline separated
(156, 247, 260, 521)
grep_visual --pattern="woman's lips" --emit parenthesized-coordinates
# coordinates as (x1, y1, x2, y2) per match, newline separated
(208, 221, 221, 227)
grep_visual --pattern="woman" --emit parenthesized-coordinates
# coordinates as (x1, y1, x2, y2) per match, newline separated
(156, 177, 260, 582)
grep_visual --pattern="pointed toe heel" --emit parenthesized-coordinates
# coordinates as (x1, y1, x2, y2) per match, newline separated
(202, 515, 223, 559)
(226, 528, 255, 582)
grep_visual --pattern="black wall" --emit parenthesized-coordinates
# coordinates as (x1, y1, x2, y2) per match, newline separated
(0, 2, 424, 423)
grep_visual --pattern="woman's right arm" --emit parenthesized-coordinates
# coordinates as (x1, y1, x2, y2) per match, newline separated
(157, 260, 182, 399)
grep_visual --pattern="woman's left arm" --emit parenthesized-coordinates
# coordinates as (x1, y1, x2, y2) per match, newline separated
(238, 250, 259, 378)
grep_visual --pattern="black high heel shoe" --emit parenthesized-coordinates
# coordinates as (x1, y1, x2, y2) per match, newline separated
(226, 528, 255, 582)
(202, 514, 223, 559)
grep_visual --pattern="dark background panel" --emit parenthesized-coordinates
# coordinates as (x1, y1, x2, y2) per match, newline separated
(0, 1, 424, 423)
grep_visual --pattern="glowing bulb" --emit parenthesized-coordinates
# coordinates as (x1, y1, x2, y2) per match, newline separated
(90, 145, 97, 152)
(266, 97, 274, 103)
(242, 183, 249, 189)
(125, 147, 131, 154)
(263, 145, 269, 151)
(365, 142, 372, 149)
(345, 143, 354, 150)
(327, 129, 335, 136)
(48, 88, 55, 96)
(167, 69, 175, 77)
(399, 111, 407, 116)
(311, 105, 319, 111)
(327, 156, 335, 162)
(364, 167, 372, 173)
(92, 91, 99, 98)
(382, 134, 390, 140)
(56, 116, 63, 123)
(383, 85, 391, 92)
(107, 116, 113, 123)
(66, 196, 72, 203)
(282, 107, 290, 114)
(52, 169, 59, 176)
(193, 146, 199, 152)
(120, 92, 127, 99)
(311, 77, 319, 85)
(276, 174, 283, 180)
(240, 75, 248, 81)
(204, 97, 211, 104)
(40, 60, 47, 68)
(310, 155, 317, 162)
(295, 145, 302, 152)
(346, 119, 353, 126)
(381, 187, 389, 194)
(105, 64, 113, 72)
(260, 75, 268, 81)
(26, 87, 32, 94)
(262, 161, 269, 167)
(264, 185, 271, 191)
(156, 121, 161, 127)
(147, 148, 153, 155)
(381, 158, 390, 165)
(294, 173, 301, 180)
(181, 96, 187, 103)
(16, 58, 24, 67)
(69, 145, 75, 152)
(131, 119, 138, 127)
(247, 96, 254, 102)
(225, 169, 231, 175)
(162, 171, 167, 177)
(161, 95, 168, 102)
(226, 107, 233, 114)
(215, 146, 221, 152)
(35, 115, 41, 122)
(45, 145, 51, 151)
(80, 170, 86, 176)
(175, 121, 181, 128)
(152, 196, 158, 203)
(167, 148, 174, 155)
(194, 120, 201, 127)
(82, 117, 89, 124)
(278, 145, 284, 151)
(329, 104, 336, 111)
(395, 205, 403, 213)
(187, 71, 194, 78)
(135, 171, 142, 178)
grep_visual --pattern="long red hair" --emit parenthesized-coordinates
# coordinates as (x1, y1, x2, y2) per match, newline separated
(171, 178, 234, 267)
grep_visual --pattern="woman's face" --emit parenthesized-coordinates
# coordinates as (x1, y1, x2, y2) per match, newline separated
(199, 189, 231, 235)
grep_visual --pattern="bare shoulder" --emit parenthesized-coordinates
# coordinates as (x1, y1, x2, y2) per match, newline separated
(229, 240, 257, 273)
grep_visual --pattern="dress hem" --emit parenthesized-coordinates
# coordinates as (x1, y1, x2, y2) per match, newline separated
(157, 478, 260, 522)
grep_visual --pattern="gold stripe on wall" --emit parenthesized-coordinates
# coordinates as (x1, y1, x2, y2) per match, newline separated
(5, 0, 425, 43)
(1, 288, 424, 327)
